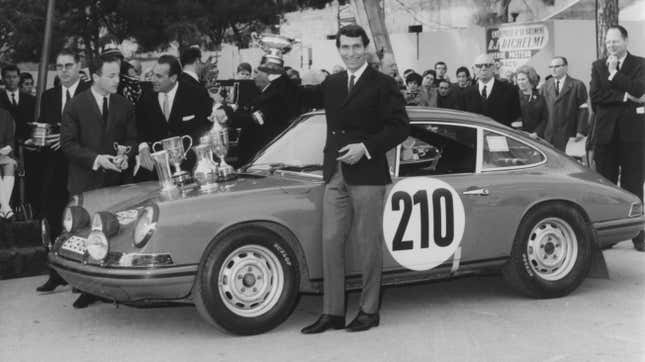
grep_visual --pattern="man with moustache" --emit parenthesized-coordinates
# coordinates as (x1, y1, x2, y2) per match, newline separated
(61, 54, 137, 307)
(590, 25, 645, 251)
(300, 24, 409, 333)
(35, 48, 90, 293)
(135, 55, 211, 180)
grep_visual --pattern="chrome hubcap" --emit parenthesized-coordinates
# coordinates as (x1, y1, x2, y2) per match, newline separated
(526, 217, 578, 281)
(218, 244, 284, 317)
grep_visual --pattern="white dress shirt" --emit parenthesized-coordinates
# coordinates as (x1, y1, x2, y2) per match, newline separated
(89, 86, 111, 170)
(554, 75, 567, 94)
(157, 81, 179, 119)
(478, 78, 495, 99)
(61, 80, 81, 115)
(345, 61, 371, 160)
(607, 53, 629, 102)
(5, 90, 19, 105)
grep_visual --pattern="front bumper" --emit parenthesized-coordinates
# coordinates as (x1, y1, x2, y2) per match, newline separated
(49, 253, 197, 302)
(593, 215, 645, 247)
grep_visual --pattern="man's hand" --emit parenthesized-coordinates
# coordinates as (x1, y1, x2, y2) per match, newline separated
(22, 138, 39, 151)
(138, 147, 154, 171)
(510, 121, 523, 129)
(574, 132, 584, 142)
(337, 143, 366, 165)
(0, 145, 11, 156)
(607, 55, 618, 73)
(46, 133, 61, 150)
(96, 155, 122, 172)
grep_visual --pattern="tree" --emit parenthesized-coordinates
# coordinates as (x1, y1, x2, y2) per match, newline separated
(595, 0, 619, 58)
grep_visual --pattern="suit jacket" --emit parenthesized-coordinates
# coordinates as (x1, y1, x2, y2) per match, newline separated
(230, 74, 301, 166)
(61, 90, 137, 195)
(540, 76, 588, 149)
(458, 80, 521, 126)
(135, 81, 211, 148)
(38, 82, 91, 125)
(590, 53, 645, 144)
(306, 66, 409, 185)
(519, 90, 547, 137)
(0, 91, 36, 143)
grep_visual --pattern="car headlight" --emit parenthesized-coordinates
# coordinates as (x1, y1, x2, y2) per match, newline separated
(63, 206, 90, 233)
(133, 206, 158, 248)
(87, 230, 109, 260)
(92, 212, 120, 237)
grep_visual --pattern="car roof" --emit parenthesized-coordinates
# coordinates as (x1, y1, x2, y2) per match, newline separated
(304, 106, 507, 129)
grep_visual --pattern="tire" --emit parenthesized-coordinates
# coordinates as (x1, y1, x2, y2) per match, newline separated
(502, 204, 592, 298)
(194, 227, 300, 335)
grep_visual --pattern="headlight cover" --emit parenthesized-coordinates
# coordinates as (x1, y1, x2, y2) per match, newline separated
(133, 205, 158, 248)
(92, 212, 120, 237)
(63, 206, 90, 233)
(87, 231, 109, 260)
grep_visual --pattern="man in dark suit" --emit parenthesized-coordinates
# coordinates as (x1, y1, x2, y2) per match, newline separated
(540, 56, 589, 151)
(437, 79, 459, 109)
(458, 54, 521, 127)
(179, 47, 205, 88)
(61, 54, 137, 307)
(228, 57, 300, 167)
(1, 64, 37, 216)
(590, 25, 645, 251)
(35, 49, 91, 292)
(301, 25, 409, 334)
(135, 55, 211, 179)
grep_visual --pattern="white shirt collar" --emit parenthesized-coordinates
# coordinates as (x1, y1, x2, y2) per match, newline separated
(347, 61, 368, 84)
(617, 53, 628, 64)
(90, 86, 110, 113)
(554, 75, 567, 91)
(478, 77, 495, 98)
(5, 89, 19, 104)
(158, 81, 179, 114)
(184, 70, 199, 82)
(63, 79, 81, 95)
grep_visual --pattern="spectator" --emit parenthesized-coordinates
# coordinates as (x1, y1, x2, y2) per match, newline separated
(436, 79, 459, 110)
(236, 62, 252, 80)
(0, 108, 16, 219)
(455, 66, 472, 89)
(404, 72, 424, 105)
(420, 69, 438, 107)
(516, 65, 547, 137)
(381, 53, 404, 89)
(434, 61, 449, 85)
(540, 56, 588, 151)
(179, 46, 205, 88)
(19, 73, 34, 96)
(459, 53, 521, 127)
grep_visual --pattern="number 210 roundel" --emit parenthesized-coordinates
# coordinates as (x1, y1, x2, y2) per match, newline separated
(383, 178, 466, 271)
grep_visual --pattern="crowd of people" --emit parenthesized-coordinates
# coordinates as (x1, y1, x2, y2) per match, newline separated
(0, 24, 643, 316)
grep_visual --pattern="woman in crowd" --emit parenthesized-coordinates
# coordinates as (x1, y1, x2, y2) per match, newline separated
(0, 108, 16, 219)
(516, 65, 547, 138)
(419, 69, 438, 107)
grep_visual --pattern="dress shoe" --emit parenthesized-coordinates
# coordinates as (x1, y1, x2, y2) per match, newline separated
(301, 314, 345, 334)
(346, 310, 379, 332)
(73, 293, 100, 309)
(36, 274, 68, 292)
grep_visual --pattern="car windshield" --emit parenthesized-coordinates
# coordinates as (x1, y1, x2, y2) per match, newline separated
(248, 114, 325, 173)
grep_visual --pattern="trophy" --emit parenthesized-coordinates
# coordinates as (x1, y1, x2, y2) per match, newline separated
(150, 150, 176, 191)
(192, 143, 219, 192)
(152, 135, 193, 185)
(30, 123, 55, 147)
(209, 128, 235, 180)
(113, 142, 132, 171)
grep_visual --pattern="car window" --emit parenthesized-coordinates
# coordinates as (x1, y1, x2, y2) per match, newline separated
(482, 129, 544, 170)
(398, 123, 476, 176)
(252, 114, 325, 169)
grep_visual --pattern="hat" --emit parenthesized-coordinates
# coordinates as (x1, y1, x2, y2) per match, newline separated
(237, 62, 252, 74)
(101, 46, 124, 60)
(257, 52, 284, 75)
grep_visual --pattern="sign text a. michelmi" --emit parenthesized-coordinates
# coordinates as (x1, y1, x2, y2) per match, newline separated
(486, 23, 549, 70)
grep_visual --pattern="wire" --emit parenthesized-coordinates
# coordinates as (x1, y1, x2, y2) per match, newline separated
(390, 0, 457, 31)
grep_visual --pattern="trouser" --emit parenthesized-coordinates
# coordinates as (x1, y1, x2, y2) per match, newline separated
(322, 164, 386, 315)
(40, 149, 68, 238)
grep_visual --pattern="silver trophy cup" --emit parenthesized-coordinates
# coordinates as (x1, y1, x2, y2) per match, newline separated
(209, 128, 235, 180)
(150, 150, 177, 191)
(152, 135, 193, 185)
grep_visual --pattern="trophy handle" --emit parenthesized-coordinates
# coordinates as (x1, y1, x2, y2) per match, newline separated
(152, 141, 162, 153)
(182, 135, 193, 159)
(124, 146, 132, 155)
(113, 142, 119, 153)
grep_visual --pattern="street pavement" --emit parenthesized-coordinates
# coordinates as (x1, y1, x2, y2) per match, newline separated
(0, 242, 643, 362)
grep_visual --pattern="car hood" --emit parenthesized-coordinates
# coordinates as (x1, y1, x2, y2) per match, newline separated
(79, 172, 319, 215)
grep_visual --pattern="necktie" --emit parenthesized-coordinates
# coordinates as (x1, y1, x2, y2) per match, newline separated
(102, 96, 108, 125)
(348, 74, 355, 92)
(11, 92, 16, 106)
(162, 93, 170, 120)
(617, 61, 621, 72)
(555, 80, 560, 96)
(481, 85, 487, 99)
(63, 89, 71, 113)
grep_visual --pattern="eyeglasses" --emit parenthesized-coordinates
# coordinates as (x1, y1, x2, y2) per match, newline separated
(55, 63, 76, 70)
(474, 63, 494, 69)
(548, 64, 565, 69)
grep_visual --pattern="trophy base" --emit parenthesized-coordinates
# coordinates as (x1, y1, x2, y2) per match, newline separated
(199, 182, 220, 193)
(172, 171, 192, 187)
(217, 166, 236, 181)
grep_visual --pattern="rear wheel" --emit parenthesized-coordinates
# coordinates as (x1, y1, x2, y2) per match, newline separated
(503, 204, 592, 298)
(194, 227, 300, 335)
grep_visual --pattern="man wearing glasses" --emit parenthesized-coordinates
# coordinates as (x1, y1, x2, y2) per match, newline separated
(540, 56, 589, 151)
(458, 54, 521, 127)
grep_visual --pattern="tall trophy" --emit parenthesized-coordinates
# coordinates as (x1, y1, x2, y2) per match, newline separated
(150, 150, 176, 191)
(152, 135, 193, 185)
(209, 128, 235, 181)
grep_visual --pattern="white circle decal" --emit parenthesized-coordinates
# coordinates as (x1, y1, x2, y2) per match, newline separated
(383, 177, 465, 271)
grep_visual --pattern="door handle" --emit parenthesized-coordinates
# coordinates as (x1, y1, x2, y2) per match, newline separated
(462, 188, 489, 196)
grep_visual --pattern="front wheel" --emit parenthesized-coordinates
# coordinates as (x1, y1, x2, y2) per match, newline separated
(503, 204, 592, 298)
(194, 227, 300, 335)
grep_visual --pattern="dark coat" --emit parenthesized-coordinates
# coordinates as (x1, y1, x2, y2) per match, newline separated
(437, 92, 460, 110)
(0, 108, 15, 159)
(590, 53, 645, 144)
(540, 76, 589, 150)
(0, 91, 36, 143)
(61, 90, 137, 195)
(306, 66, 410, 185)
(518, 90, 547, 137)
(230, 75, 300, 166)
(458, 79, 521, 127)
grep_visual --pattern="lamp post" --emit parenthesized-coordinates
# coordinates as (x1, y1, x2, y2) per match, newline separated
(35, 0, 55, 121)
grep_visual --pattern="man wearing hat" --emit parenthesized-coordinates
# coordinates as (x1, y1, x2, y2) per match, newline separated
(229, 54, 300, 166)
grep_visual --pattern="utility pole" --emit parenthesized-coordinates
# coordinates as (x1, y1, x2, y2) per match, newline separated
(35, 0, 56, 120)
(352, 0, 394, 62)
(595, 0, 619, 58)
